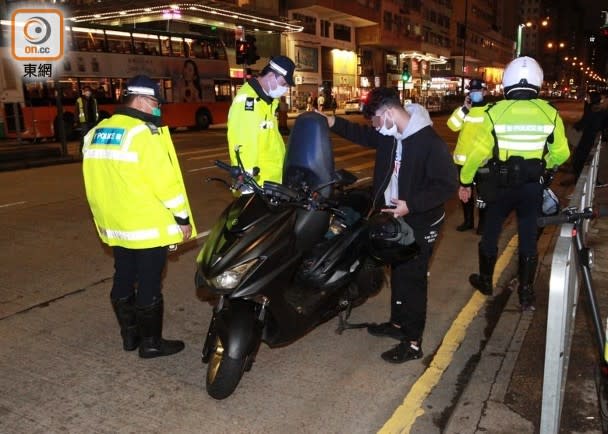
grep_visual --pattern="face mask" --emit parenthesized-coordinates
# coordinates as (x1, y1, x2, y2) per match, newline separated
(377, 111, 398, 137)
(470, 91, 484, 103)
(267, 75, 288, 98)
(143, 97, 161, 117)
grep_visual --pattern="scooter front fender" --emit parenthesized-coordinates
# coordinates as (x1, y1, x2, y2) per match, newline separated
(206, 299, 263, 361)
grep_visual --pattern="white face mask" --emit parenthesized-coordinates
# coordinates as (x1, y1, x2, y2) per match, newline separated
(377, 111, 398, 137)
(267, 75, 288, 98)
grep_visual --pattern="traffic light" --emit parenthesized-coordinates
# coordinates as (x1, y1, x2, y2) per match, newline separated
(245, 35, 260, 65)
(236, 39, 248, 64)
(602, 11, 608, 37)
(402, 63, 411, 82)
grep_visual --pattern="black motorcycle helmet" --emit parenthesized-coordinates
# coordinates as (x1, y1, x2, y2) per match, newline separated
(368, 213, 419, 264)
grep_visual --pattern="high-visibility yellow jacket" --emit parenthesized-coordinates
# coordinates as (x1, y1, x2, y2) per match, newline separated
(447, 104, 487, 166)
(227, 80, 285, 184)
(460, 99, 570, 184)
(82, 111, 197, 249)
(76, 96, 98, 124)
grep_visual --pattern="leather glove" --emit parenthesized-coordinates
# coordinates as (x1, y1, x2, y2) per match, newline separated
(542, 168, 557, 187)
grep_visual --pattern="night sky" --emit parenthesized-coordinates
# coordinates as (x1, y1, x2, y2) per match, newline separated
(580, 0, 606, 32)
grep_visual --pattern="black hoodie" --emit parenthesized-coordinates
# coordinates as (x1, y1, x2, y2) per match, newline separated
(331, 104, 458, 228)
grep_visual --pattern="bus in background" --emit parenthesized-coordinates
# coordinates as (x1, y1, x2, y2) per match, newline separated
(0, 21, 232, 141)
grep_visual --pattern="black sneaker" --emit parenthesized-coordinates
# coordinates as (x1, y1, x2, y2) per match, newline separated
(381, 342, 423, 364)
(367, 322, 406, 340)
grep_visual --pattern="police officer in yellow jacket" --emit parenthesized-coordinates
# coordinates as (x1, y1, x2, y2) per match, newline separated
(83, 75, 197, 358)
(447, 78, 488, 233)
(460, 57, 570, 309)
(227, 56, 296, 185)
(76, 86, 99, 152)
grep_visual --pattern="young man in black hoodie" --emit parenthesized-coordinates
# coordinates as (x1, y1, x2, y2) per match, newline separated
(320, 87, 458, 363)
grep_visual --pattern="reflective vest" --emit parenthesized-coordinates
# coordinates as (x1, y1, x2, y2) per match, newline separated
(447, 105, 467, 132)
(76, 96, 98, 124)
(460, 99, 570, 184)
(82, 114, 197, 249)
(447, 104, 487, 166)
(227, 82, 285, 184)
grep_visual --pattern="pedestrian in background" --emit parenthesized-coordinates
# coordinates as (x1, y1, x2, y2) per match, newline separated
(317, 93, 325, 112)
(306, 93, 313, 111)
(82, 75, 196, 358)
(76, 85, 98, 153)
(278, 95, 290, 135)
(460, 57, 570, 310)
(319, 88, 458, 363)
(446, 78, 488, 234)
(570, 91, 608, 184)
(227, 55, 296, 185)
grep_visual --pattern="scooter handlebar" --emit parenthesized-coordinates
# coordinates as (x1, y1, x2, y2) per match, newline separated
(537, 213, 571, 227)
(537, 205, 607, 227)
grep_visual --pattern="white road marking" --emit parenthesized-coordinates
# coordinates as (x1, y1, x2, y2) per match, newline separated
(195, 230, 210, 239)
(188, 166, 219, 173)
(188, 151, 232, 161)
(0, 201, 27, 208)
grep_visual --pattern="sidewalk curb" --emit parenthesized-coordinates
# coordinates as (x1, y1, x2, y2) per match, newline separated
(444, 285, 535, 433)
(443, 226, 560, 433)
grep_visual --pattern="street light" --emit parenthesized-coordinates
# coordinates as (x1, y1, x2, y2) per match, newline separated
(544, 41, 566, 83)
(516, 18, 549, 57)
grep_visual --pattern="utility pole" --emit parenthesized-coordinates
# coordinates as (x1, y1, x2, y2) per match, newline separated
(460, 0, 468, 95)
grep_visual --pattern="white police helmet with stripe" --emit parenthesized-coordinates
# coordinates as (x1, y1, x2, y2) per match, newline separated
(266, 55, 296, 86)
(124, 75, 165, 103)
(502, 56, 543, 96)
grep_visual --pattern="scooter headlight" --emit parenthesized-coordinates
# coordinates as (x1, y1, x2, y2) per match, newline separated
(210, 259, 259, 290)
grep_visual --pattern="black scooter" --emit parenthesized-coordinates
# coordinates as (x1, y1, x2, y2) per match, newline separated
(195, 112, 385, 399)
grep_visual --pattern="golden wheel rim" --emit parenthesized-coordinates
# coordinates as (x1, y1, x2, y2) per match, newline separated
(207, 337, 224, 384)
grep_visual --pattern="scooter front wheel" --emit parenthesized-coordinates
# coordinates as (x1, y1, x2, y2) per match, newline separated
(206, 335, 247, 400)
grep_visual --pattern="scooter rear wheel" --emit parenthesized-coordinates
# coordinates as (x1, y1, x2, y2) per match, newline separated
(206, 335, 247, 400)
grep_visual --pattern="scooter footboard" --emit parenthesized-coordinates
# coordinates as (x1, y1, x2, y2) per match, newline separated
(210, 299, 263, 360)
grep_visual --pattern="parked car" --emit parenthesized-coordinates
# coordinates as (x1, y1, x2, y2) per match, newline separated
(344, 98, 363, 114)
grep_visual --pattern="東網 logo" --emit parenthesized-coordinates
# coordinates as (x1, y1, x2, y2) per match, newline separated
(11, 8, 64, 61)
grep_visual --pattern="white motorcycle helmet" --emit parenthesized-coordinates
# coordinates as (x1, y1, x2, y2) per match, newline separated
(502, 56, 543, 96)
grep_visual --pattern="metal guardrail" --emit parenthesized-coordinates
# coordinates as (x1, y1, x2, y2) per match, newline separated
(540, 137, 602, 433)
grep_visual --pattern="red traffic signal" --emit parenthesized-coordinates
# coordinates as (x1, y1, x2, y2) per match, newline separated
(236, 40, 249, 64)
(602, 26, 608, 37)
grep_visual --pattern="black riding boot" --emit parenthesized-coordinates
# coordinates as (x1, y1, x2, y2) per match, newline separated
(469, 243, 496, 296)
(136, 295, 185, 359)
(518, 255, 538, 310)
(456, 199, 474, 231)
(111, 295, 140, 351)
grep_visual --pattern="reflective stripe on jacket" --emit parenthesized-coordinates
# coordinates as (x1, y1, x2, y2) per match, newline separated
(448, 105, 487, 166)
(76, 97, 98, 124)
(447, 105, 468, 132)
(82, 114, 197, 249)
(227, 81, 285, 184)
(460, 99, 570, 185)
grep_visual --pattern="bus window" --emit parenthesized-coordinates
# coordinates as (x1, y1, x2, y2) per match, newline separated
(184, 38, 193, 58)
(105, 30, 132, 54)
(159, 36, 171, 56)
(0, 20, 10, 46)
(191, 40, 212, 59)
(132, 33, 160, 55)
(215, 42, 227, 60)
(170, 37, 185, 57)
(72, 27, 104, 52)
(215, 80, 231, 102)
(112, 78, 127, 102)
